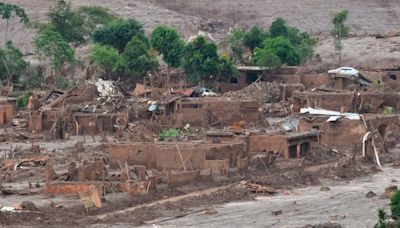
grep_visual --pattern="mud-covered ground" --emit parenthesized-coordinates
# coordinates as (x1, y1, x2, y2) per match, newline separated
(156, 166, 400, 228)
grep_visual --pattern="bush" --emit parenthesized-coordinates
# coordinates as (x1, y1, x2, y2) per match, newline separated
(159, 129, 182, 140)
(391, 191, 400, 220)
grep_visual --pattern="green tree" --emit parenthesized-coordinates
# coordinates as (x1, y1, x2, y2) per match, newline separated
(47, 0, 85, 46)
(269, 18, 288, 38)
(89, 44, 122, 79)
(0, 41, 29, 83)
(287, 27, 317, 63)
(218, 56, 239, 81)
(34, 29, 75, 79)
(251, 48, 281, 69)
(183, 36, 237, 84)
(44, 2, 116, 46)
(122, 36, 158, 78)
(182, 36, 221, 83)
(150, 25, 184, 89)
(226, 28, 246, 64)
(151, 25, 184, 68)
(243, 26, 267, 54)
(254, 36, 300, 66)
(331, 10, 349, 66)
(0, 3, 29, 44)
(92, 18, 146, 53)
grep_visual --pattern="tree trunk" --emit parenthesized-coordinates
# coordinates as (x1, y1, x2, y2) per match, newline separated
(167, 66, 171, 94)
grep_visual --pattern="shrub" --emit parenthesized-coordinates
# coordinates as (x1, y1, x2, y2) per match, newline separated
(16, 91, 33, 109)
(159, 129, 182, 140)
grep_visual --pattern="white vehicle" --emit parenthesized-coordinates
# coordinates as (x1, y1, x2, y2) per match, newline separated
(201, 88, 218, 97)
(328, 67, 359, 76)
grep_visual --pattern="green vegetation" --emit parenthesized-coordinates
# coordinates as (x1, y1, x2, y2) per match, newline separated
(16, 91, 33, 109)
(383, 106, 394, 115)
(374, 191, 400, 227)
(227, 18, 316, 69)
(0, 41, 29, 83)
(243, 26, 267, 54)
(92, 18, 146, 53)
(159, 128, 182, 140)
(0, 3, 29, 43)
(182, 36, 237, 84)
(0, 3, 29, 85)
(151, 25, 184, 68)
(47, 0, 85, 46)
(225, 29, 246, 64)
(331, 10, 349, 65)
(254, 36, 300, 66)
(34, 29, 75, 78)
(122, 36, 159, 79)
(89, 44, 122, 79)
(46, 0, 116, 46)
(269, 18, 288, 38)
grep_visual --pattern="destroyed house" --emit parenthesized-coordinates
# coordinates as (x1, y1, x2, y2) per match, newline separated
(0, 96, 16, 127)
(109, 142, 248, 176)
(156, 97, 260, 128)
(205, 130, 319, 159)
(28, 80, 128, 135)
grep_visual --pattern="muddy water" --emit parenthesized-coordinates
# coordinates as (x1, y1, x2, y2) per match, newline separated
(157, 166, 399, 228)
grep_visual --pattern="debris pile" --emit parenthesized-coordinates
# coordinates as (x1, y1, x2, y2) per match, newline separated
(223, 82, 281, 103)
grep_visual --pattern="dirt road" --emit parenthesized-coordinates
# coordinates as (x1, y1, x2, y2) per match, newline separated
(154, 166, 398, 228)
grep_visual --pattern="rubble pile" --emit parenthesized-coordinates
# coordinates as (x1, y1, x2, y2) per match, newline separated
(223, 82, 281, 103)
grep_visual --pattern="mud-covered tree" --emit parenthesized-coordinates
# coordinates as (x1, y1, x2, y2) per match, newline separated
(34, 29, 75, 79)
(89, 44, 122, 79)
(0, 41, 29, 83)
(243, 26, 267, 55)
(122, 36, 158, 79)
(151, 25, 184, 89)
(331, 10, 349, 66)
(92, 18, 146, 53)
